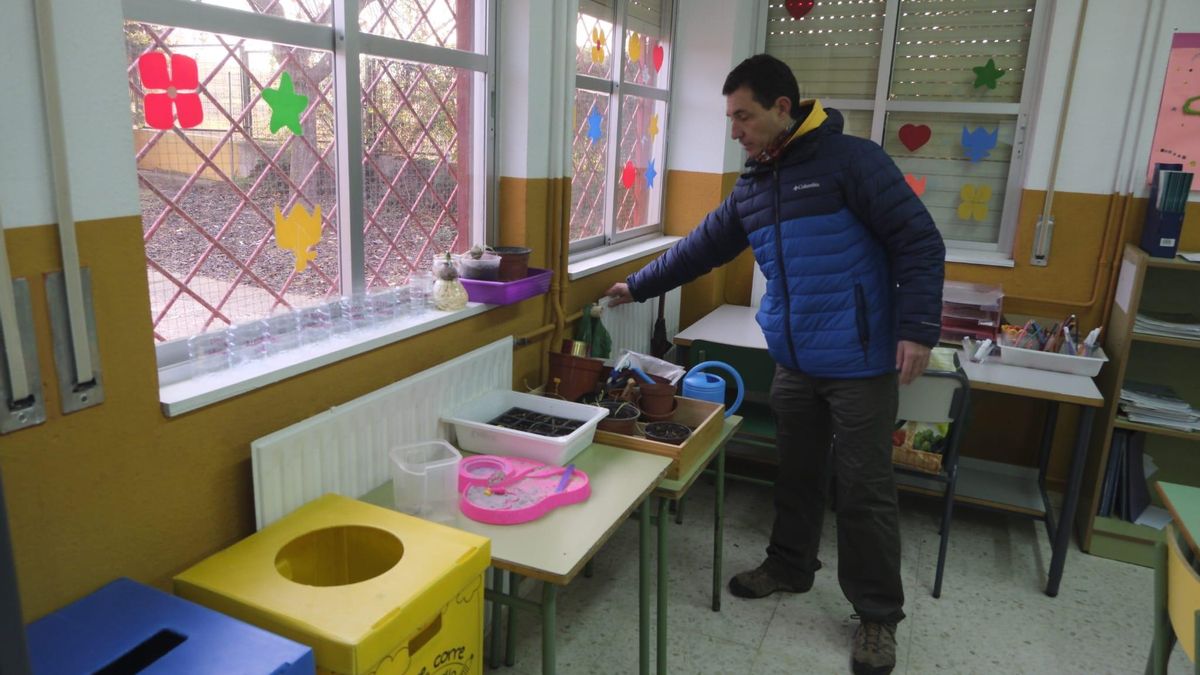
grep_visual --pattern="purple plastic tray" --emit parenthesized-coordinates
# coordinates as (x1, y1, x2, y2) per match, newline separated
(460, 267, 553, 305)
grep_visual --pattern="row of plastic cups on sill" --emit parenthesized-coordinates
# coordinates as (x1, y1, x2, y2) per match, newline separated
(187, 281, 435, 376)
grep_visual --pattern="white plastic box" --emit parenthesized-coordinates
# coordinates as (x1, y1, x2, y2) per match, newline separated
(998, 344, 1109, 377)
(389, 440, 462, 523)
(442, 390, 608, 466)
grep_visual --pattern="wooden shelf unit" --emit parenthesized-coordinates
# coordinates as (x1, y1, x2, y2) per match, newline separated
(1077, 244, 1200, 567)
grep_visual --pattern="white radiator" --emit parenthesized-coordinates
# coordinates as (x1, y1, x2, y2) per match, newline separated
(250, 336, 513, 529)
(600, 287, 680, 360)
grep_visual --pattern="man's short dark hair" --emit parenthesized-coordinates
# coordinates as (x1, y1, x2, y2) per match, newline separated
(722, 54, 802, 120)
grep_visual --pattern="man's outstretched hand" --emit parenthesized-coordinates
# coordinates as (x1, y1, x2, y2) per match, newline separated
(896, 340, 931, 386)
(605, 282, 635, 307)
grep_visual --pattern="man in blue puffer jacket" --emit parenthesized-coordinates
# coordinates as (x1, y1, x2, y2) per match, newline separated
(606, 54, 944, 675)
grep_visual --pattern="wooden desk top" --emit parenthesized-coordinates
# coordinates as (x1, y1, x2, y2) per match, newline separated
(1156, 482, 1200, 555)
(674, 304, 1103, 407)
(360, 444, 670, 585)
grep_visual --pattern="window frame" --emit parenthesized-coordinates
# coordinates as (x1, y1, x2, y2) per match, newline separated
(122, 0, 496, 354)
(756, 0, 1052, 257)
(570, 0, 677, 257)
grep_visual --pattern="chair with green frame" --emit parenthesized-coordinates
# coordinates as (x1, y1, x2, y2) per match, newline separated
(1147, 522, 1200, 674)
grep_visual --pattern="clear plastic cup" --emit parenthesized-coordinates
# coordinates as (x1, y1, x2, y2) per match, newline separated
(407, 272, 433, 313)
(187, 329, 230, 375)
(266, 311, 302, 354)
(297, 304, 332, 345)
(326, 299, 353, 335)
(369, 287, 401, 323)
(228, 320, 270, 366)
(338, 293, 375, 331)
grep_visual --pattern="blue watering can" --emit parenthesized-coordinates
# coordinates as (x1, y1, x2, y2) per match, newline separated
(681, 361, 744, 417)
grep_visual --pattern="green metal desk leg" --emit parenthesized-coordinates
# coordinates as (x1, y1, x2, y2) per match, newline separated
(505, 573, 520, 667)
(713, 443, 726, 612)
(657, 496, 669, 675)
(541, 582, 557, 675)
(639, 499, 651, 675)
(675, 497, 684, 525)
(489, 567, 503, 668)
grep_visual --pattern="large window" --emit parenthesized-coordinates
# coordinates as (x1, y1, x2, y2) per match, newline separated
(570, 0, 674, 253)
(124, 0, 491, 343)
(764, 0, 1047, 253)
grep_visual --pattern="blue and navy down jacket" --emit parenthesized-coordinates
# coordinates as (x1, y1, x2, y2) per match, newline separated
(627, 104, 945, 378)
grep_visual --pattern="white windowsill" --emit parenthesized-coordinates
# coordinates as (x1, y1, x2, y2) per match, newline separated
(567, 236, 681, 280)
(158, 303, 494, 417)
(945, 249, 1015, 268)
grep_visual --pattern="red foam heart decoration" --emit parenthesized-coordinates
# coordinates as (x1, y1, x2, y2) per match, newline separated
(621, 160, 636, 189)
(898, 124, 931, 152)
(785, 0, 815, 19)
(653, 44, 664, 72)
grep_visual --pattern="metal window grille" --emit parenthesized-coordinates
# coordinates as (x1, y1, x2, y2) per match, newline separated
(124, 0, 489, 342)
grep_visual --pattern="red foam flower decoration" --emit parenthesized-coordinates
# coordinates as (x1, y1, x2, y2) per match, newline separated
(138, 53, 203, 130)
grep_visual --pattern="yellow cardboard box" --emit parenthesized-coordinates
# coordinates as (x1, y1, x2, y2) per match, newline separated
(175, 494, 490, 674)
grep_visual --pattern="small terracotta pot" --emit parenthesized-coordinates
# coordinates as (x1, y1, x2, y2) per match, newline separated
(597, 400, 640, 435)
(547, 352, 606, 402)
(644, 421, 691, 444)
(638, 382, 676, 415)
(639, 400, 678, 423)
(494, 246, 532, 282)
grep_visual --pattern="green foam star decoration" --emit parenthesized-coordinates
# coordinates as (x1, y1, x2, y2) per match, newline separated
(262, 72, 308, 135)
(972, 58, 1006, 90)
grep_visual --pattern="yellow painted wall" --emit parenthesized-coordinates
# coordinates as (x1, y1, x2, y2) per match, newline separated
(2, 212, 547, 620)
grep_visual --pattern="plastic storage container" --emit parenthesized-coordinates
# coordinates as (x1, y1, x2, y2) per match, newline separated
(459, 267, 553, 305)
(442, 389, 608, 465)
(942, 281, 1003, 344)
(998, 343, 1108, 377)
(389, 440, 462, 523)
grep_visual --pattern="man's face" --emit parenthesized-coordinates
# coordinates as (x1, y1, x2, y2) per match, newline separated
(726, 86, 792, 158)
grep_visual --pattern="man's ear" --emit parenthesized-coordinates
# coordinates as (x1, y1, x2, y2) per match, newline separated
(774, 95, 792, 120)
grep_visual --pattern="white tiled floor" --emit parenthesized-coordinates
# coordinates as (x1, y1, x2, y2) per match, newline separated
(493, 467, 1187, 674)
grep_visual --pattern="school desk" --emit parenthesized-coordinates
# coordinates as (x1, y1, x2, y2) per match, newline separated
(360, 442, 670, 675)
(650, 416, 741, 673)
(673, 303, 1104, 597)
(1156, 482, 1200, 556)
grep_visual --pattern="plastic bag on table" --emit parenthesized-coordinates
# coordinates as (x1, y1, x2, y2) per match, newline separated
(611, 349, 686, 386)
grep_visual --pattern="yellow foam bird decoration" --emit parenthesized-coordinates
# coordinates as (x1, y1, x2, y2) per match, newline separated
(628, 32, 642, 63)
(274, 203, 322, 272)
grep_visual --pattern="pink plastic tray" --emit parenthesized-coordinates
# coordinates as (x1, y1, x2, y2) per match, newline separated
(458, 455, 589, 525)
(459, 268, 553, 306)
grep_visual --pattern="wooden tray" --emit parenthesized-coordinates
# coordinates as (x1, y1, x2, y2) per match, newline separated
(593, 396, 724, 480)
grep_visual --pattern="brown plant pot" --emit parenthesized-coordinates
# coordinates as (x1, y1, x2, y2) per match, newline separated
(639, 399, 679, 422)
(495, 246, 532, 282)
(596, 400, 640, 435)
(547, 351, 606, 402)
(637, 382, 676, 415)
(644, 421, 691, 445)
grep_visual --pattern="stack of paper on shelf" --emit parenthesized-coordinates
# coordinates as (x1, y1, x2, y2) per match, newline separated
(1119, 381, 1200, 432)
(1134, 311, 1200, 340)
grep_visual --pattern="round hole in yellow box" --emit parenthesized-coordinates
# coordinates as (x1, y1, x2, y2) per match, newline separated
(274, 525, 404, 587)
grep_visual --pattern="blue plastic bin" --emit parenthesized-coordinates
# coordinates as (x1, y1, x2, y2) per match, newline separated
(26, 577, 314, 674)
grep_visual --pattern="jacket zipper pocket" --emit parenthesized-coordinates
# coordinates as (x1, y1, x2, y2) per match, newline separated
(854, 283, 870, 362)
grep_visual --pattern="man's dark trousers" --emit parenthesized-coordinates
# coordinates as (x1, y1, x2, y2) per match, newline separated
(766, 365, 905, 623)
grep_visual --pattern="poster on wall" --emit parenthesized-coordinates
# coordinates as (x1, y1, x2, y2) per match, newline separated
(1147, 33, 1200, 188)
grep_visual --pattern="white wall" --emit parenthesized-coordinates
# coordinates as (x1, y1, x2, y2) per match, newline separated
(0, 0, 139, 230)
(1024, 0, 1200, 199)
(498, 0, 554, 179)
(666, 0, 759, 176)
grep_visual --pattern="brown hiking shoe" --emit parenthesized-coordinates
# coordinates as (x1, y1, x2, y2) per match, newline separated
(851, 619, 897, 675)
(727, 559, 813, 599)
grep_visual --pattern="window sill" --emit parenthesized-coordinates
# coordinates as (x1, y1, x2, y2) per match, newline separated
(158, 303, 494, 417)
(945, 249, 1015, 268)
(567, 236, 681, 281)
